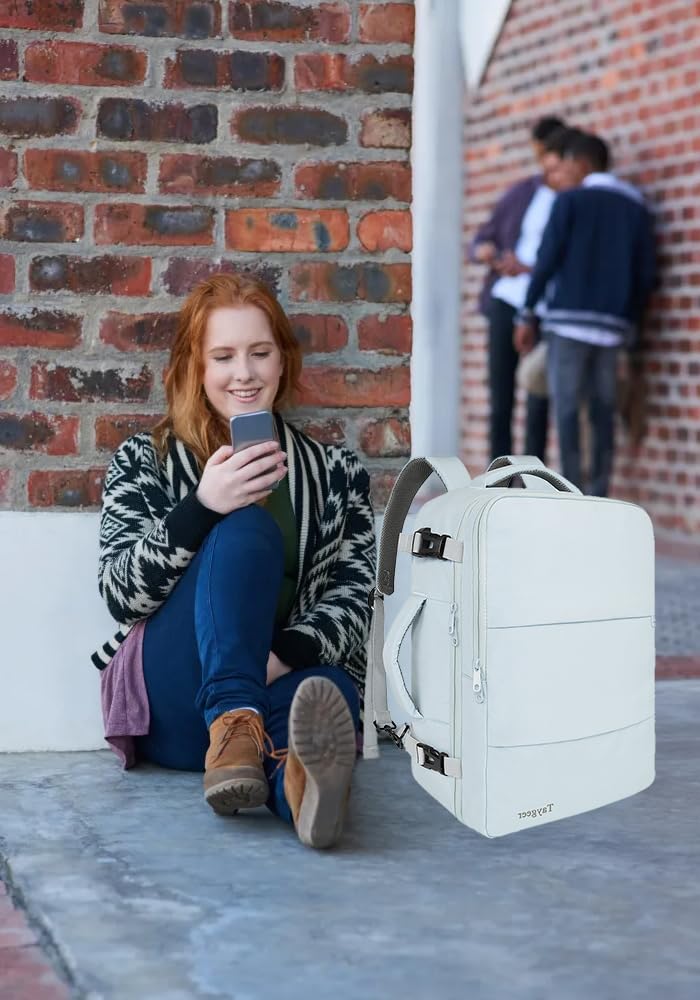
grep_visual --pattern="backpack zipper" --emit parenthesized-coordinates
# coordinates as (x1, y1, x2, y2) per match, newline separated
(472, 498, 499, 703)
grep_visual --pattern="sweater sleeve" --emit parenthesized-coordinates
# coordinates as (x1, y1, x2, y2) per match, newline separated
(521, 192, 571, 317)
(270, 453, 377, 670)
(98, 437, 224, 626)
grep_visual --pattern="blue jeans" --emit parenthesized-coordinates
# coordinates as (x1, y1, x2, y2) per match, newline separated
(547, 333, 618, 497)
(136, 504, 360, 824)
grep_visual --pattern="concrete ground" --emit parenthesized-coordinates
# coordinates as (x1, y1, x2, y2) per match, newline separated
(1, 553, 699, 1000)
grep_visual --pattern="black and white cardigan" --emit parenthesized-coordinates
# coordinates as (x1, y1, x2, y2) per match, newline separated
(93, 412, 377, 692)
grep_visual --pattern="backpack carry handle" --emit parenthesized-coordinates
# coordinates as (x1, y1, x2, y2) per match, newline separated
(487, 455, 545, 472)
(481, 465, 582, 494)
(382, 592, 425, 722)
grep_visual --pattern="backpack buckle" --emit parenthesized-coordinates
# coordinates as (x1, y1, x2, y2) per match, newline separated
(416, 742, 447, 775)
(413, 527, 449, 559)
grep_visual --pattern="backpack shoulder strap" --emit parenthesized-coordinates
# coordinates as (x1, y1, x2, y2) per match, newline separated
(377, 456, 471, 596)
(363, 457, 470, 759)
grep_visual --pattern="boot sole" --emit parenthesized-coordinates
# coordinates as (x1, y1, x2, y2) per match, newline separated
(288, 676, 356, 849)
(205, 769, 269, 816)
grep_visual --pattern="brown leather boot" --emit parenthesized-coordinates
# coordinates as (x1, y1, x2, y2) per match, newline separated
(204, 709, 269, 815)
(283, 676, 356, 849)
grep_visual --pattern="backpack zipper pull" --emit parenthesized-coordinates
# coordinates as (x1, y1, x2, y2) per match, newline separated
(448, 602, 458, 646)
(473, 658, 484, 702)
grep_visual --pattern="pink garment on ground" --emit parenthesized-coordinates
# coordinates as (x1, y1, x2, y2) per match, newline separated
(100, 620, 149, 769)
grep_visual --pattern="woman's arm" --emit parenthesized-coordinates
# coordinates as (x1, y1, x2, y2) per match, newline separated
(271, 453, 377, 669)
(98, 436, 223, 625)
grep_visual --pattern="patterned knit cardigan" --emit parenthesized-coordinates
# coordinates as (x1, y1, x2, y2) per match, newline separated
(93, 412, 377, 694)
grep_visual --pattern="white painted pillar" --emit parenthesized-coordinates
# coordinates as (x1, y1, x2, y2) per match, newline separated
(410, 0, 465, 459)
(410, 0, 513, 460)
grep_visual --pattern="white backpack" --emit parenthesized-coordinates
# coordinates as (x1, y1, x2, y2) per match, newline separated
(363, 455, 656, 838)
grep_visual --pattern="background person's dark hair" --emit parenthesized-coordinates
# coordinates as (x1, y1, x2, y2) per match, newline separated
(564, 131, 610, 172)
(543, 125, 585, 157)
(531, 115, 566, 142)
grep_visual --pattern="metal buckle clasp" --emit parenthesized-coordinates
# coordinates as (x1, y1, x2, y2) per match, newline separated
(416, 742, 447, 775)
(413, 527, 449, 559)
(374, 722, 409, 750)
(368, 588, 383, 610)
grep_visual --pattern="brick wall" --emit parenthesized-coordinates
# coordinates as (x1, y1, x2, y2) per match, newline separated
(0, 0, 414, 512)
(462, 0, 700, 542)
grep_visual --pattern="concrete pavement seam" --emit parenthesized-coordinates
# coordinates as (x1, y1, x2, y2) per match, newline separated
(0, 846, 88, 1000)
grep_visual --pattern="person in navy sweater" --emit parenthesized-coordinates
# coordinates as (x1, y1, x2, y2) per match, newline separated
(469, 115, 566, 463)
(515, 132, 656, 496)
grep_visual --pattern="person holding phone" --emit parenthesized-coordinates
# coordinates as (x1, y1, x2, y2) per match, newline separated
(95, 273, 376, 849)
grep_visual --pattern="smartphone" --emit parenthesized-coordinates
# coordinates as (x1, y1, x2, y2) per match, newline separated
(229, 410, 282, 490)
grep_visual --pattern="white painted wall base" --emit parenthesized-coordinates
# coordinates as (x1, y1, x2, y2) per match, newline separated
(0, 511, 414, 753)
(0, 512, 113, 752)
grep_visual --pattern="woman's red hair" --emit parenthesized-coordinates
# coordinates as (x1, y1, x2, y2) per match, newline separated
(152, 273, 303, 469)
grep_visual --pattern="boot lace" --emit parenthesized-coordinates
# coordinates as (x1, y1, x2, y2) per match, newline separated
(213, 711, 289, 772)
(211, 710, 267, 764)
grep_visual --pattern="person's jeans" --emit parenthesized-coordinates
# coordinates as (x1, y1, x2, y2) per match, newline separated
(135, 504, 360, 824)
(487, 297, 549, 462)
(546, 333, 618, 496)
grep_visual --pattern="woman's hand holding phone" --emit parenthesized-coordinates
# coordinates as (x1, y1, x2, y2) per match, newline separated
(196, 440, 287, 514)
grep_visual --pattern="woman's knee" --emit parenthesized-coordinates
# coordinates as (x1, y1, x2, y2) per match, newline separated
(203, 503, 284, 566)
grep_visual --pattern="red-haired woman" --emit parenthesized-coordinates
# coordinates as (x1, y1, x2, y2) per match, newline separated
(95, 274, 376, 849)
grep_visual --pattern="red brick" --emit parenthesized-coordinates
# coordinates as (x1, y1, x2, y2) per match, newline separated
(295, 161, 411, 201)
(359, 3, 415, 43)
(31, 362, 153, 403)
(0, 360, 16, 399)
(28, 469, 106, 508)
(360, 109, 411, 149)
(359, 416, 411, 457)
(0, 412, 79, 454)
(294, 53, 412, 94)
(24, 149, 146, 194)
(30, 255, 151, 296)
(0, 147, 17, 187)
(358, 314, 412, 355)
(0, 942, 71, 999)
(358, 210, 412, 252)
(289, 314, 348, 353)
(0, 98, 80, 138)
(225, 208, 348, 252)
(164, 49, 284, 90)
(369, 469, 398, 508)
(0, 467, 11, 503)
(99, 0, 222, 37)
(95, 204, 214, 246)
(0, 310, 81, 349)
(95, 414, 161, 451)
(25, 41, 147, 87)
(290, 262, 411, 303)
(229, 1, 349, 42)
(100, 312, 178, 352)
(0, 0, 83, 31)
(0, 201, 84, 243)
(0, 254, 14, 292)
(98, 99, 217, 144)
(295, 418, 346, 445)
(158, 153, 280, 196)
(162, 257, 281, 296)
(232, 106, 347, 146)
(299, 365, 410, 406)
(0, 39, 18, 79)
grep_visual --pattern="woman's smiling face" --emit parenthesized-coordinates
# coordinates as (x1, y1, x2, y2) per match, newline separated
(201, 305, 284, 421)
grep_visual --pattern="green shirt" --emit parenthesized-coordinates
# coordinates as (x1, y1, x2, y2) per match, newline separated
(259, 474, 298, 627)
